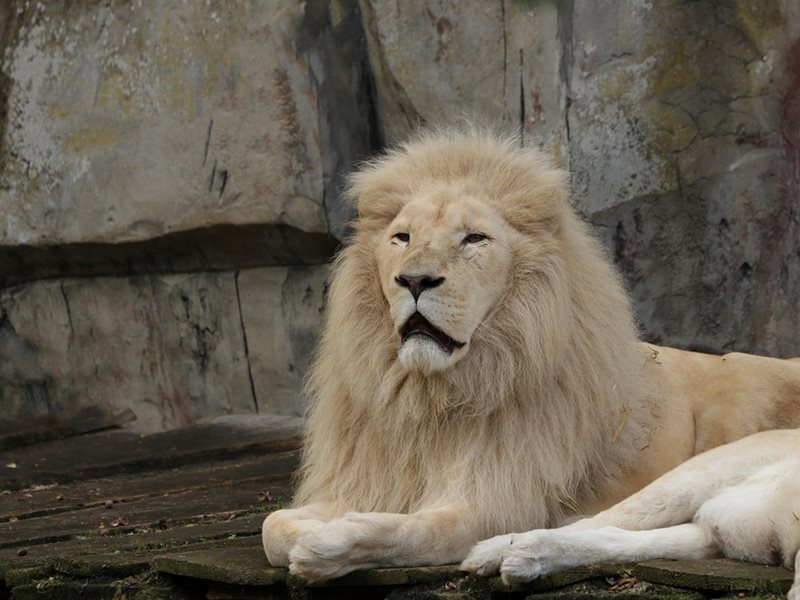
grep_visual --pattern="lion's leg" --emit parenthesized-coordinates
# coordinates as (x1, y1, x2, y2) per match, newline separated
(463, 434, 780, 578)
(477, 524, 718, 585)
(566, 434, 787, 533)
(262, 502, 337, 567)
(461, 473, 713, 580)
(287, 505, 478, 581)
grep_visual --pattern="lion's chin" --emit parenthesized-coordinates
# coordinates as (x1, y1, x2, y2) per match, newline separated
(398, 337, 464, 374)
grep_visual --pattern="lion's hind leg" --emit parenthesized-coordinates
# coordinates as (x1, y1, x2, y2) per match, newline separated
(464, 524, 718, 584)
(463, 432, 782, 579)
(568, 431, 794, 534)
(463, 443, 728, 577)
(461, 456, 717, 579)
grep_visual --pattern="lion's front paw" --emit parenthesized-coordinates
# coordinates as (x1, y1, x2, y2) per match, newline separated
(288, 513, 380, 582)
(497, 531, 566, 585)
(262, 508, 328, 568)
(460, 534, 515, 576)
(788, 583, 800, 600)
(288, 535, 352, 582)
(463, 530, 569, 584)
(499, 549, 549, 584)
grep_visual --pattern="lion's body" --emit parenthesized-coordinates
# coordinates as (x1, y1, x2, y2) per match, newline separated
(262, 127, 800, 581)
(586, 346, 800, 509)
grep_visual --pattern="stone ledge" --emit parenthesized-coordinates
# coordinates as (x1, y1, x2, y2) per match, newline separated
(0, 223, 340, 290)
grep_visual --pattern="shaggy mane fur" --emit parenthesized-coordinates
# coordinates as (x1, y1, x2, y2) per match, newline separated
(294, 126, 653, 537)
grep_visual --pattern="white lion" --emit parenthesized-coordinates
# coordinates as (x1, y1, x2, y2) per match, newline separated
(261, 126, 800, 581)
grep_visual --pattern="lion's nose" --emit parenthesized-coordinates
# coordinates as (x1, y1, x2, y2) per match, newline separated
(395, 274, 445, 301)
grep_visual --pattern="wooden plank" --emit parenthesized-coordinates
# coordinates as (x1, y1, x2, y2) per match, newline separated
(48, 536, 262, 579)
(151, 540, 467, 588)
(633, 559, 793, 594)
(0, 450, 299, 522)
(0, 477, 292, 549)
(152, 547, 799, 598)
(9, 575, 175, 600)
(151, 541, 287, 586)
(0, 513, 266, 577)
(0, 414, 302, 489)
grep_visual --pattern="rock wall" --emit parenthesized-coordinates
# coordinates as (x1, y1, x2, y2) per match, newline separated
(0, 0, 372, 431)
(1, 0, 799, 430)
(0, 266, 325, 432)
(365, 0, 800, 356)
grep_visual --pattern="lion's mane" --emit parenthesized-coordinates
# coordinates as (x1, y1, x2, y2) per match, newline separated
(294, 126, 652, 536)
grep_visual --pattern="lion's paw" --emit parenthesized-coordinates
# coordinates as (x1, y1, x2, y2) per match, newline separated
(499, 553, 547, 584)
(288, 539, 350, 582)
(498, 531, 568, 585)
(464, 530, 571, 584)
(788, 583, 800, 600)
(288, 513, 379, 582)
(262, 508, 326, 568)
(460, 534, 515, 576)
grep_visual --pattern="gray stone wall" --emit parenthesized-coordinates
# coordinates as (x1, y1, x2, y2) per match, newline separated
(1, 0, 799, 430)
(364, 0, 800, 355)
(0, 0, 371, 431)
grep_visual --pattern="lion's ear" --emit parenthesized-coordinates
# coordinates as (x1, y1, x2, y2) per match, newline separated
(498, 177, 569, 237)
(346, 164, 408, 225)
(353, 192, 405, 223)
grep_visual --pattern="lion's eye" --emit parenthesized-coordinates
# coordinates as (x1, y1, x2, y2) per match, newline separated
(462, 233, 488, 245)
(392, 232, 410, 243)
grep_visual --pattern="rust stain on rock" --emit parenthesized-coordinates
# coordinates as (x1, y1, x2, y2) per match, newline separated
(530, 90, 544, 124)
(426, 9, 455, 64)
(751, 37, 800, 349)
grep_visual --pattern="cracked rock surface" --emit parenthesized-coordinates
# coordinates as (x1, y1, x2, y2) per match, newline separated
(1, 1, 799, 429)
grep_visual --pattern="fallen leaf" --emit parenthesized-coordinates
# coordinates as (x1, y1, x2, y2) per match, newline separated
(609, 576, 638, 592)
(110, 516, 129, 527)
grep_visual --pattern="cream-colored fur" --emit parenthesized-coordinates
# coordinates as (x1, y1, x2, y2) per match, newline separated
(462, 428, 800, 600)
(261, 126, 800, 581)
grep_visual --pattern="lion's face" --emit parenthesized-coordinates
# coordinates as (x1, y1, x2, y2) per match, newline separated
(376, 186, 514, 373)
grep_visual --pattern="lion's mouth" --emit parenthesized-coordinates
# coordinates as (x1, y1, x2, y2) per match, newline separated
(400, 312, 465, 354)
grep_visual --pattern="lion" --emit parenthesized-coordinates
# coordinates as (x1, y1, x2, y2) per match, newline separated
(261, 125, 800, 581)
